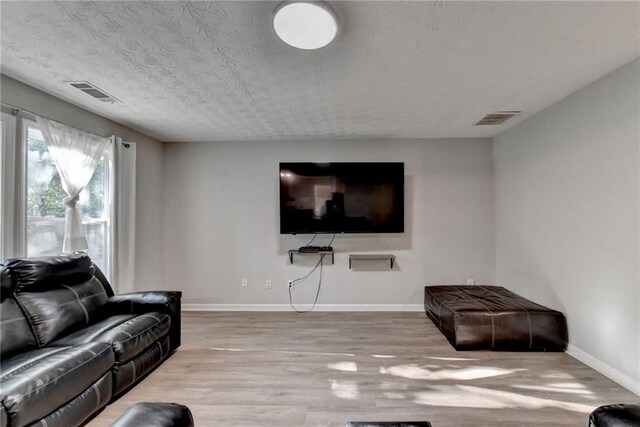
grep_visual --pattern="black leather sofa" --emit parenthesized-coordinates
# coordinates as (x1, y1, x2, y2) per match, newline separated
(0, 253, 182, 427)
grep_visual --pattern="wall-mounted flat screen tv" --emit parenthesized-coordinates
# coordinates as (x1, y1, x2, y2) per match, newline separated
(279, 162, 404, 234)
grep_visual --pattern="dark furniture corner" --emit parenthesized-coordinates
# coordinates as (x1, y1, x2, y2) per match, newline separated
(111, 402, 194, 427)
(0, 253, 182, 427)
(589, 403, 640, 426)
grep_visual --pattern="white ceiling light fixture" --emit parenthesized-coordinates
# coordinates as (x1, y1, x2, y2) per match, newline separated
(273, 1, 338, 50)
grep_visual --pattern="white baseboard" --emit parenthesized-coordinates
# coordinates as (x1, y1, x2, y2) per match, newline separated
(182, 303, 424, 312)
(567, 344, 640, 396)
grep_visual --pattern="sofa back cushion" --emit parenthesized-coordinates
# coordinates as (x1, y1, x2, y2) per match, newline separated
(0, 267, 37, 358)
(4, 253, 95, 293)
(6, 254, 109, 346)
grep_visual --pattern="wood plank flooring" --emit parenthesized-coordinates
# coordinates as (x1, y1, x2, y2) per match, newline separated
(88, 312, 638, 427)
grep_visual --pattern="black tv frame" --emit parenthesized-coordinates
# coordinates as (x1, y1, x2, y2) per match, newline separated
(279, 162, 405, 235)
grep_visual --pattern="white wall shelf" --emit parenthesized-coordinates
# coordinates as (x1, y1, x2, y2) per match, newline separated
(349, 254, 396, 269)
(288, 249, 334, 264)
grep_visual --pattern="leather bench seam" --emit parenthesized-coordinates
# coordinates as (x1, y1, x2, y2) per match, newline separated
(482, 286, 533, 349)
(453, 288, 496, 348)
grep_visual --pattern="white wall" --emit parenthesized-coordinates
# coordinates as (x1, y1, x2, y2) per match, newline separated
(161, 138, 495, 307)
(494, 59, 640, 393)
(1, 75, 165, 292)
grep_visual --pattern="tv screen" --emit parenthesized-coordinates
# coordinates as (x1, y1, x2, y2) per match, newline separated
(279, 162, 404, 234)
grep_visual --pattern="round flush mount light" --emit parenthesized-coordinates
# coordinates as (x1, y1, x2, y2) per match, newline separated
(273, 1, 338, 50)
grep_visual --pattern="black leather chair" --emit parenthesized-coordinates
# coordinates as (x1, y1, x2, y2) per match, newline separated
(0, 253, 182, 427)
(589, 403, 640, 426)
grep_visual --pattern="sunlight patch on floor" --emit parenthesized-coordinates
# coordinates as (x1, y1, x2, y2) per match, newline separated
(208, 347, 355, 357)
(512, 384, 594, 396)
(384, 391, 406, 399)
(542, 372, 575, 380)
(210, 347, 244, 352)
(413, 385, 595, 413)
(328, 361, 358, 372)
(329, 379, 360, 400)
(278, 350, 355, 357)
(425, 356, 480, 361)
(380, 364, 522, 381)
(549, 382, 589, 389)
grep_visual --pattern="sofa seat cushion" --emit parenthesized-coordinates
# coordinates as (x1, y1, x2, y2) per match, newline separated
(51, 314, 137, 346)
(53, 312, 170, 363)
(0, 342, 114, 427)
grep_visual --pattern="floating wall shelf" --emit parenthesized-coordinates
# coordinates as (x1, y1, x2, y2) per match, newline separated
(348, 254, 396, 269)
(288, 250, 335, 264)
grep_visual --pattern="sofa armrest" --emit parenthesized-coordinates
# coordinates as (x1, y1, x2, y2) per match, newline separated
(107, 291, 182, 352)
(108, 291, 181, 314)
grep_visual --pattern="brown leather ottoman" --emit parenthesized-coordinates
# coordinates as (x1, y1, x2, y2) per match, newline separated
(111, 402, 194, 427)
(424, 285, 567, 351)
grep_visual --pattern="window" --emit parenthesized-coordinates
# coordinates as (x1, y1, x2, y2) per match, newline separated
(25, 121, 111, 275)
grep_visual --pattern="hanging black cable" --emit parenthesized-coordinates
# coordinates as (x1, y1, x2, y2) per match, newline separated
(302, 233, 318, 247)
(288, 253, 324, 313)
(288, 234, 335, 313)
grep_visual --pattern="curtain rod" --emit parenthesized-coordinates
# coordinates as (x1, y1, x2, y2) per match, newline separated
(1, 101, 111, 140)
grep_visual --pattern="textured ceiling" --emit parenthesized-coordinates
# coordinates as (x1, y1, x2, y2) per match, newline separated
(1, 1, 638, 142)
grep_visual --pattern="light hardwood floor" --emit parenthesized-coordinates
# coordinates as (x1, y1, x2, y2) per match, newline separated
(88, 312, 637, 427)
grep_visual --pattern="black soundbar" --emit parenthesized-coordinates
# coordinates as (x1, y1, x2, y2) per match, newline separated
(298, 246, 333, 253)
(298, 246, 321, 253)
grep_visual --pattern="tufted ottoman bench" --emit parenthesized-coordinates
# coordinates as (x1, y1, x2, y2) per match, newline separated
(111, 402, 194, 427)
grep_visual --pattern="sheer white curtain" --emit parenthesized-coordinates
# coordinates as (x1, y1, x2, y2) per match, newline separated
(111, 137, 136, 294)
(0, 113, 17, 258)
(36, 116, 110, 253)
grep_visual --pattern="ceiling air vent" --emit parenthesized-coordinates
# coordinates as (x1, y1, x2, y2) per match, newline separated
(475, 111, 521, 126)
(67, 81, 121, 103)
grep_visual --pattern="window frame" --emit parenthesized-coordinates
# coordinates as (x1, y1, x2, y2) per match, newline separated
(18, 117, 113, 276)
(1, 109, 129, 288)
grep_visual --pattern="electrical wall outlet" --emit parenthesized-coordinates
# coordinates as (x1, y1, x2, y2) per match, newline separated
(241, 278, 248, 288)
(466, 278, 476, 286)
(266, 280, 272, 289)
(287, 280, 294, 289)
